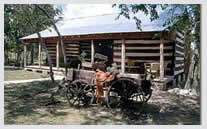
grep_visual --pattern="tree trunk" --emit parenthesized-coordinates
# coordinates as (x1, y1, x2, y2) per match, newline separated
(16, 52, 21, 66)
(35, 5, 68, 76)
(20, 8, 56, 83)
(37, 32, 55, 83)
(184, 49, 200, 95)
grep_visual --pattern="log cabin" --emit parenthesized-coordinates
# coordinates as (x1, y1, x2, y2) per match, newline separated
(20, 14, 185, 88)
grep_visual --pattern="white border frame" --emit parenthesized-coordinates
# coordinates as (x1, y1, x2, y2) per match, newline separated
(0, 0, 207, 129)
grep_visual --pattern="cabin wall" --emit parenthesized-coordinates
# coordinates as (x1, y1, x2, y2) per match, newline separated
(64, 40, 80, 59)
(173, 31, 185, 77)
(45, 40, 80, 66)
(45, 42, 57, 66)
(113, 39, 175, 75)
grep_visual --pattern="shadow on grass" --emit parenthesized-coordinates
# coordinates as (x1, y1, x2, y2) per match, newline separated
(4, 81, 200, 125)
(78, 90, 200, 125)
(4, 81, 69, 124)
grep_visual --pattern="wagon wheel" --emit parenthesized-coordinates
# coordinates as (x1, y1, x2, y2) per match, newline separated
(129, 87, 152, 106)
(66, 80, 94, 107)
(106, 78, 137, 110)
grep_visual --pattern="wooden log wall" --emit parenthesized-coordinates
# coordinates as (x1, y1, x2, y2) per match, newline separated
(64, 40, 80, 59)
(113, 39, 175, 75)
(45, 42, 57, 66)
(45, 40, 80, 66)
(174, 31, 185, 76)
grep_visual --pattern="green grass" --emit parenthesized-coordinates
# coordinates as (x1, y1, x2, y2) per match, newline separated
(4, 69, 49, 81)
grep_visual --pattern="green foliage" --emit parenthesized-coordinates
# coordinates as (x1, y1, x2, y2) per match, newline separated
(106, 63, 120, 74)
(4, 4, 63, 65)
(77, 51, 87, 62)
(114, 4, 165, 30)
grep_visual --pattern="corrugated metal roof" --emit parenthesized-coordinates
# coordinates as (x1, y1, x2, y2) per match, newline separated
(20, 12, 170, 40)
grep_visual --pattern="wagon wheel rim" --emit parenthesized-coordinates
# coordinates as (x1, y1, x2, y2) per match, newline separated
(107, 78, 135, 110)
(66, 80, 92, 107)
(130, 88, 146, 104)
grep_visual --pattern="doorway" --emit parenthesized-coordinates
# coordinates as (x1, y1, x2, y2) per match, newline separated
(94, 40, 113, 66)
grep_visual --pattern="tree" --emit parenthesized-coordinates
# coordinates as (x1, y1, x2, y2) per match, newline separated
(114, 4, 200, 95)
(34, 4, 68, 76)
(4, 5, 27, 66)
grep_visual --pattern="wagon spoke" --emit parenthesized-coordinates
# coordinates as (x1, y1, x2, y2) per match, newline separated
(72, 97, 79, 105)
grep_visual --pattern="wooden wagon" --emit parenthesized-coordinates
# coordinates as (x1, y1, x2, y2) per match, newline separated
(63, 67, 152, 109)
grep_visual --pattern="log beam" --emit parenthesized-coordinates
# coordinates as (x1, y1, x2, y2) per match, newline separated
(91, 40, 94, 64)
(56, 41, 60, 69)
(121, 39, 126, 73)
(160, 35, 164, 80)
(24, 44, 27, 67)
(38, 42, 41, 68)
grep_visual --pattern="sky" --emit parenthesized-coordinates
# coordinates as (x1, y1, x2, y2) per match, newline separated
(55, 4, 169, 30)
(56, 4, 120, 28)
(21, 4, 183, 39)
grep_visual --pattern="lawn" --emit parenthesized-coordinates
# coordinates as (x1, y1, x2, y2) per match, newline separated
(4, 80, 200, 125)
(4, 69, 49, 81)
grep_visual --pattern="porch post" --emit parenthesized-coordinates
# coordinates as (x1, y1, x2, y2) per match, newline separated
(56, 41, 60, 69)
(91, 40, 94, 64)
(121, 39, 125, 73)
(160, 33, 164, 80)
(24, 43, 27, 67)
(38, 42, 41, 68)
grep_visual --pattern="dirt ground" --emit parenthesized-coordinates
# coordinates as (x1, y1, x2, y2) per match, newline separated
(4, 81, 200, 125)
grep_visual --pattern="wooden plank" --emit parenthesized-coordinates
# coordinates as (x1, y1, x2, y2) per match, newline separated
(91, 40, 94, 64)
(176, 31, 185, 39)
(176, 44, 184, 49)
(114, 55, 174, 60)
(67, 55, 79, 57)
(175, 63, 184, 68)
(121, 39, 125, 73)
(66, 51, 79, 54)
(113, 58, 172, 64)
(176, 37, 184, 44)
(160, 37, 164, 79)
(114, 42, 173, 47)
(114, 52, 173, 57)
(66, 48, 79, 50)
(114, 49, 174, 53)
(38, 42, 41, 68)
(114, 46, 173, 50)
(48, 51, 56, 54)
(24, 44, 27, 67)
(175, 51, 184, 56)
(176, 57, 184, 61)
(175, 45, 184, 53)
(174, 69, 184, 75)
(65, 43, 80, 46)
(56, 41, 59, 69)
(114, 40, 172, 44)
